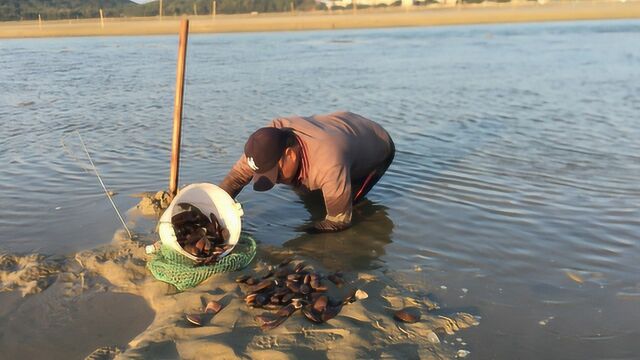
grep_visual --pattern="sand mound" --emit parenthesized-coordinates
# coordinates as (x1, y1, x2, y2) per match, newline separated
(132, 191, 172, 216)
(0, 252, 63, 296)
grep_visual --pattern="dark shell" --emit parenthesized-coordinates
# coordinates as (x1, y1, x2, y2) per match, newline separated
(186, 228, 206, 244)
(255, 314, 275, 326)
(281, 292, 296, 304)
(279, 258, 293, 267)
(255, 294, 269, 306)
(287, 274, 302, 281)
(244, 293, 257, 304)
(274, 267, 290, 278)
(291, 298, 307, 309)
(209, 213, 220, 227)
(312, 295, 328, 313)
(274, 287, 289, 297)
(185, 313, 203, 326)
(246, 277, 258, 286)
(343, 289, 357, 305)
(198, 254, 218, 266)
(205, 300, 223, 314)
(205, 223, 219, 237)
(195, 237, 208, 252)
(294, 263, 305, 273)
(212, 247, 225, 256)
(183, 244, 200, 257)
(203, 238, 213, 253)
(251, 279, 275, 293)
(177, 202, 192, 210)
(262, 304, 281, 311)
(276, 303, 298, 318)
(310, 278, 320, 290)
(300, 284, 311, 295)
(172, 211, 197, 226)
(302, 306, 324, 323)
(393, 308, 421, 323)
(188, 206, 209, 224)
(235, 275, 251, 283)
(261, 270, 274, 280)
(286, 281, 300, 293)
(260, 316, 288, 331)
(328, 274, 345, 287)
(321, 305, 342, 322)
(309, 292, 323, 302)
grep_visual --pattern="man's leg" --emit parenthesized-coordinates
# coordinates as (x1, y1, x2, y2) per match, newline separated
(352, 141, 395, 203)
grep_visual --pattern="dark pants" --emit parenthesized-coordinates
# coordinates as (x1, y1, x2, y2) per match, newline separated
(352, 139, 395, 203)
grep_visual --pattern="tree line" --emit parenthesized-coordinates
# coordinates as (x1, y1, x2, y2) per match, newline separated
(0, 0, 328, 21)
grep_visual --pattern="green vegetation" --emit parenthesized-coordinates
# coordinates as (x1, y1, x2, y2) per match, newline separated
(137, 0, 319, 17)
(0, 0, 136, 21)
(0, 0, 323, 21)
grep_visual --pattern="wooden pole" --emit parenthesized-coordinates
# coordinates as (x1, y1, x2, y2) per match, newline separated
(99, 8, 104, 29)
(38, 14, 42, 30)
(291, 2, 295, 14)
(193, 3, 198, 16)
(169, 19, 190, 197)
(159, 0, 163, 20)
(212, 0, 216, 18)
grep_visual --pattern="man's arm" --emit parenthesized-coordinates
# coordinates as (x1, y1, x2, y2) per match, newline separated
(311, 165, 353, 233)
(219, 154, 254, 199)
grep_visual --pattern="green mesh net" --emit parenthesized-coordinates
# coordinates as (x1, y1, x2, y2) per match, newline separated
(146, 234, 257, 291)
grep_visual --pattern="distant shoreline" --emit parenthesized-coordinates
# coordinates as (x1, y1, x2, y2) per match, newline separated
(1, 2, 639, 39)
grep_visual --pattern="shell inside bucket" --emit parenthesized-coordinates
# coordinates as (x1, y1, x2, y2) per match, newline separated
(158, 183, 243, 261)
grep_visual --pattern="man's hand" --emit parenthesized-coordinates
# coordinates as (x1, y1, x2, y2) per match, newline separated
(306, 219, 350, 234)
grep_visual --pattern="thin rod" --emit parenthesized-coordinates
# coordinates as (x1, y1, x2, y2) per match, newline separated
(76, 131, 133, 240)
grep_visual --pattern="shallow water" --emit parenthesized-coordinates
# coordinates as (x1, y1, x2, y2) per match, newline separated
(0, 289, 154, 359)
(1, 20, 640, 359)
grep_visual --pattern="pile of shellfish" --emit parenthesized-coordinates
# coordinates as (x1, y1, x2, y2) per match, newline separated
(171, 203, 232, 265)
(237, 259, 361, 331)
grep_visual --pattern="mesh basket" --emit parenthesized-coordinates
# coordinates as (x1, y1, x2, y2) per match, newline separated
(147, 234, 256, 291)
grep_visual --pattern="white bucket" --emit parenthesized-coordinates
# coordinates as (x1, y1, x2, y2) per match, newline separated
(158, 183, 243, 261)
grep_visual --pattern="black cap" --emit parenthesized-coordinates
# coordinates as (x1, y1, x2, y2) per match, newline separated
(244, 127, 287, 191)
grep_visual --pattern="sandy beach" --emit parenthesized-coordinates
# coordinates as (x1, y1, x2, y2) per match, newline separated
(1, 1, 639, 39)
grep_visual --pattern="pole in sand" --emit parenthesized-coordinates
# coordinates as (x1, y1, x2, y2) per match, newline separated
(212, 0, 217, 18)
(159, 0, 164, 20)
(99, 8, 105, 29)
(38, 14, 42, 30)
(169, 19, 190, 198)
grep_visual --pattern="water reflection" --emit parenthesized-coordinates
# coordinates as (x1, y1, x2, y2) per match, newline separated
(282, 191, 394, 271)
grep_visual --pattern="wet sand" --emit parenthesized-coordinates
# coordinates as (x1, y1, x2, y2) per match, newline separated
(1, 2, 639, 39)
(0, 210, 478, 359)
(0, 290, 154, 359)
